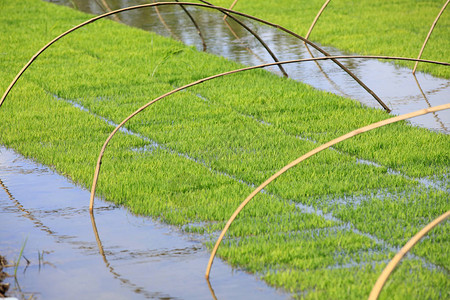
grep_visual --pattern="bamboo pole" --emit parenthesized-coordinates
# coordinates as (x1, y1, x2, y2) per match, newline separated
(87, 55, 448, 213)
(175, 0, 207, 51)
(305, 0, 331, 40)
(413, 0, 449, 74)
(368, 210, 450, 300)
(223, 0, 239, 20)
(197, 0, 288, 77)
(0, 2, 388, 110)
(204, 103, 450, 279)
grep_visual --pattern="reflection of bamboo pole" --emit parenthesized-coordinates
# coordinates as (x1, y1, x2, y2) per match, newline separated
(304, 43, 351, 98)
(198, 0, 288, 77)
(206, 278, 218, 300)
(90, 212, 106, 259)
(413, 74, 448, 133)
(368, 210, 450, 300)
(87, 54, 449, 212)
(305, 0, 331, 40)
(153, 0, 180, 40)
(0, 178, 55, 235)
(0, 2, 394, 110)
(223, 0, 239, 20)
(89, 211, 161, 298)
(175, 0, 207, 51)
(99, 0, 122, 23)
(413, 0, 449, 74)
(223, 18, 266, 65)
(204, 103, 450, 279)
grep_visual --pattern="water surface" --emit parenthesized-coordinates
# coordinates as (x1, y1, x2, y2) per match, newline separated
(46, 0, 449, 133)
(0, 146, 290, 299)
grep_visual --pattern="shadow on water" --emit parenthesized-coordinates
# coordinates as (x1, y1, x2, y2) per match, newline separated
(46, 0, 449, 133)
(0, 146, 290, 299)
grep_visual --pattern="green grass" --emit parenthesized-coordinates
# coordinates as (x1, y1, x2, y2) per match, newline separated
(0, 0, 448, 298)
(211, 0, 450, 78)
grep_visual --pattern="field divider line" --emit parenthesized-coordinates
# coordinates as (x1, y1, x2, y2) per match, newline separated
(47, 92, 447, 275)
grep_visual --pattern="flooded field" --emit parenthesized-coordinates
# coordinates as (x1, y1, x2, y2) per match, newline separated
(47, 0, 449, 133)
(0, 146, 290, 299)
(1, 1, 448, 299)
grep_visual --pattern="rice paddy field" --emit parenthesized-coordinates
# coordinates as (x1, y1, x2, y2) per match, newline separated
(213, 0, 450, 78)
(0, 0, 449, 299)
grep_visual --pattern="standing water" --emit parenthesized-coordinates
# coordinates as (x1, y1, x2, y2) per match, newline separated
(46, 0, 449, 133)
(2, 1, 449, 299)
(0, 146, 290, 299)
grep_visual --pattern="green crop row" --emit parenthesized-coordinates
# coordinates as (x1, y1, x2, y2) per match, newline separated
(0, 0, 448, 298)
(210, 0, 450, 78)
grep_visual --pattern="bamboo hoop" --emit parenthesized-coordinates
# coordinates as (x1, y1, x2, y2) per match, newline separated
(175, 0, 207, 51)
(223, 0, 239, 20)
(197, 0, 288, 77)
(204, 103, 450, 279)
(368, 210, 450, 299)
(97, 0, 122, 23)
(88, 55, 448, 212)
(0, 2, 387, 111)
(305, 0, 331, 40)
(413, 0, 449, 74)
(223, 17, 266, 65)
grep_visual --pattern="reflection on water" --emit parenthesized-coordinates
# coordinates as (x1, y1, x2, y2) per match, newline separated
(0, 146, 289, 299)
(44, 0, 449, 133)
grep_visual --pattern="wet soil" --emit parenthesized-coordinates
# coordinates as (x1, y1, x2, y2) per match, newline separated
(0, 255, 10, 298)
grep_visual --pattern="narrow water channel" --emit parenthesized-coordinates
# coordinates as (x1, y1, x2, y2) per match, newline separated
(0, 146, 290, 299)
(2, 1, 448, 299)
(46, 0, 449, 133)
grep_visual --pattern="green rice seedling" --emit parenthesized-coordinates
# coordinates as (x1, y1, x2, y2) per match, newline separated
(211, 0, 450, 78)
(0, 0, 448, 298)
(14, 237, 28, 278)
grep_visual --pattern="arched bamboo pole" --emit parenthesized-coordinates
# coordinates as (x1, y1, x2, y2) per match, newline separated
(413, 0, 449, 74)
(368, 210, 450, 300)
(197, 0, 289, 77)
(223, 17, 266, 65)
(304, 43, 351, 98)
(0, 2, 387, 111)
(204, 103, 450, 279)
(305, 0, 332, 40)
(223, 0, 239, 20)
(98, 0, 122, 23)
(88, 55, 449, 212)
(174, 0, 207, 51)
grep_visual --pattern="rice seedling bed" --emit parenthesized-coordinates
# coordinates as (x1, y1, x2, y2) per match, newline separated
(0, 0, 448, 298)
(212, 0, 450, 78)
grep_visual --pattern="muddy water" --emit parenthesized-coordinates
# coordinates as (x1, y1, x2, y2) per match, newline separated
(0, 146, 289, 299)
(46, 0, 449, 133)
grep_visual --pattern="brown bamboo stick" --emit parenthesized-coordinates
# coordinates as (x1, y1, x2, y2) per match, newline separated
(0, 2, 388, 110)
(368, 210, 450, 300)
(175, 0, 207, 51)
(223, 0, 239, 20)
(413, 0, 449, 74)
(87, 55, 449, 212)
(305, 0, 331, 40)
(204, 103, 450, 279)
(197, 0, 289, 77)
